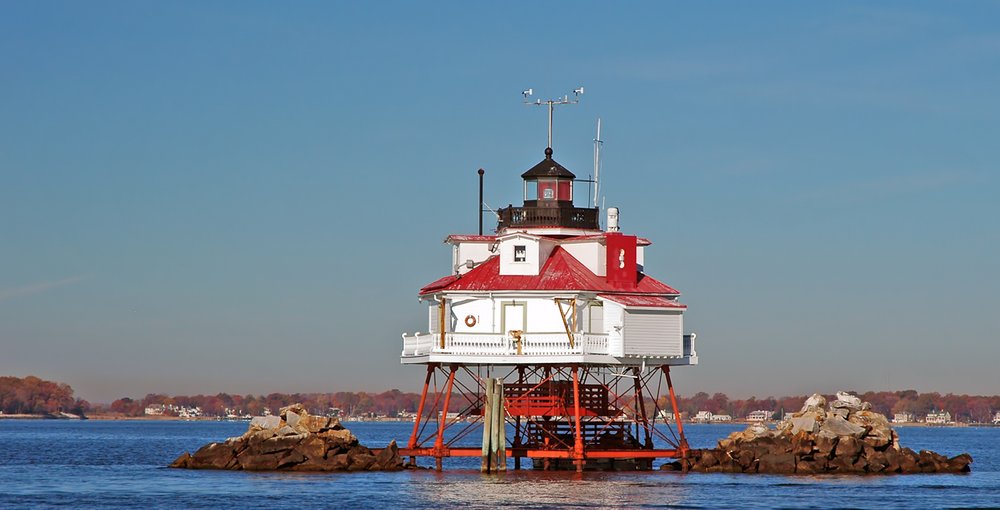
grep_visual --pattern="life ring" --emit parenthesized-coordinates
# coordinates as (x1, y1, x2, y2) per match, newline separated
(464, 315, 477, 327)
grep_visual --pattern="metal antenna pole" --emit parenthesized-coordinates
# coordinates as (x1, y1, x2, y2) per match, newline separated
(593, 118, 602, 208)
(548, 102, 554, 149)
(523, 87, 584, 151)
(478, 168, 485, 235)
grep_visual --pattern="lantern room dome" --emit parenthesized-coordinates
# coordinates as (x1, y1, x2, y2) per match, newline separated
(521, 147, 576, 179)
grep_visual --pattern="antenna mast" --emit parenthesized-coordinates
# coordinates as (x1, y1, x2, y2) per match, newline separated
(593, 118, 602, 209)
(522, 87, 584, 149)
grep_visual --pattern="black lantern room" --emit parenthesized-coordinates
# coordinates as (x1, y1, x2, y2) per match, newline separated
(522, 147, 575, 207)
(496, 147, 600, 232)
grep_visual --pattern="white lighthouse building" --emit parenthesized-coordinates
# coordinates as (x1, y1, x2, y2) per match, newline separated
(399, 103, 697, 472)
(402, 146, 697, 367)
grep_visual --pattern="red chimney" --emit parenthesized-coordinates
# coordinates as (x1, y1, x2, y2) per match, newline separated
(605, 233, 638, 288)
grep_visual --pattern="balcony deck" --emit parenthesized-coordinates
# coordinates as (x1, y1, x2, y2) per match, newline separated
(400, 332, 697, 366)
(497, 205, 600, 231)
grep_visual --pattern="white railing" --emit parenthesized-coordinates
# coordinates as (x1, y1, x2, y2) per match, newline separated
(401, 332, 610, 358)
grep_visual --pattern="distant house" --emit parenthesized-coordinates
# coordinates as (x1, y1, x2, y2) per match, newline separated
(893, 412, 915, 424)
(144, 405, 165, 416)
(710, 414, 732, 422)
(925, 411, 952, 424)
(177, 407, 202, 419)
(693, 411, 713, 422)
(993, 411, 1000, 425)
(747, 410, 773, 422)
(656, 409, 679, 422)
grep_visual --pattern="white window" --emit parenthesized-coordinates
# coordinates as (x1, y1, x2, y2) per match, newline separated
(513, 245, 526, 262)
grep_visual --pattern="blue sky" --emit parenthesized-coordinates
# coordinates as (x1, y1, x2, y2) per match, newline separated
(2, 2, 998, 403)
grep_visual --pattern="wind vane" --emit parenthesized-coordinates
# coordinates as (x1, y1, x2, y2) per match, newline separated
(522, 87, 584, 150)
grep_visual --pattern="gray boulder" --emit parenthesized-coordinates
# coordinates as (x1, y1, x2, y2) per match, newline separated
(821, 415, 866, 438)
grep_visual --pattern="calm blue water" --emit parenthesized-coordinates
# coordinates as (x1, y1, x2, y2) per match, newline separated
(0, 420, 997, 509)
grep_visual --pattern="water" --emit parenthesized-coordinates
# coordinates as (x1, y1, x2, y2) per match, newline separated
(1, 420, 998, 509)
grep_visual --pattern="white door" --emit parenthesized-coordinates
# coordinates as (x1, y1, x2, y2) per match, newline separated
(502, 303, 525, 333)
(589, 303, 604, 333)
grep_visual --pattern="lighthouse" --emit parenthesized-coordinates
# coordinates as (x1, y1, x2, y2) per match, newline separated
(399, 95, 697, 471)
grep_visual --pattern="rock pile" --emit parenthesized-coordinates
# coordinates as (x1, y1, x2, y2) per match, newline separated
(169, 404, 406, 472)
(667, 392, 972, 474)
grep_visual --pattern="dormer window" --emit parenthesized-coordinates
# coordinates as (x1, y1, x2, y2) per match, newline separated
(514, 245, 527, 262)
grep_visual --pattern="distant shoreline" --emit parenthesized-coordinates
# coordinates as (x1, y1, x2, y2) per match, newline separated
(4, 413, 997, 428)
(0, 413, 85, 420)
(84, 414, 216, 421)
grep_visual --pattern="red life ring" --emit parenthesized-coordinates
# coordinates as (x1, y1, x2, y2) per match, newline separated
(464, 315, 477, 327)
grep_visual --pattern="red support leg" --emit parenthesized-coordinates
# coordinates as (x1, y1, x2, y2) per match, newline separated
(434, 365, 458, 471)
(572, 364, 584, 472)
(633, 366, 652, 449)
(663, 365, 689, 469)
(408, 363, 435, 465)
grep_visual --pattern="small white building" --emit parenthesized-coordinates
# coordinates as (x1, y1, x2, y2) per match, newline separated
(693, 411, 713, 422)
(747, 410, 773, 422)
(656, 409, 679, 422)
(144, 405, 165, 416)
(710, 414, 732, 422)
(893, 412, 915, 424)
(992, 411, 1000, 425)
(178, 407, 202, 419)
(925, 411, 952, 424)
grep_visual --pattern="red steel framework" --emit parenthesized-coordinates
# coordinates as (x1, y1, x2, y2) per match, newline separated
(399, 362, 690, 472)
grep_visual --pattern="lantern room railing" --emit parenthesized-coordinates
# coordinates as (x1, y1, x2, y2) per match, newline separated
(497, 205, 600, 231)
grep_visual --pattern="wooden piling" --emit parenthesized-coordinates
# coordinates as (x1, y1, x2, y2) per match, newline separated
(496, 378, 506, 472)
(489, 377, 501, 471)
(481, 378, 494, 473)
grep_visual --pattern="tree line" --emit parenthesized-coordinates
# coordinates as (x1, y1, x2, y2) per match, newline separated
(107, 389, 424, 418)
(0, 376, 90, 416)
(4, 375, 999, 422)
(112, 388, 1000, 422)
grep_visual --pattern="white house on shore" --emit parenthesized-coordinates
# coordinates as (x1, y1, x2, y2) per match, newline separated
(893, 412, 915, 423)
(693, 411, 713, 422)
(747, 410, 773, 422)
(925, 411, 952, 424)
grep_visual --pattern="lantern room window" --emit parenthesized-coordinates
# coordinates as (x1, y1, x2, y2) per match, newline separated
(532, 178, 571, 201)
(524, 181, 538, 201)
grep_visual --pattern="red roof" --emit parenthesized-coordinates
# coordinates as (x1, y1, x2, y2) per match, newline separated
(598, 294, 687, 309)
(419, 247, 680, 296)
